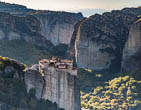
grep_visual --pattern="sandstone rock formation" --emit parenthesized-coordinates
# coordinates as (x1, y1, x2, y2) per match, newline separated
(0, 3, 83, 63)
(25, 57, 81, 110)
(66, 18, 87, 63)
(24, 68, 44, 99)
(34, 11, 83, 45)
(121, 20, 141, 72)
(0, 56, 66, 110)
(0, 12, 53, 50)
(68, 8, 141, 72)
(0, 2, 83, 46)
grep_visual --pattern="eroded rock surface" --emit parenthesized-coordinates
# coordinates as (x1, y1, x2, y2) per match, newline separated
(68, 8, 141, 72)
(0, 2, 83, 47)
(0, 12, 53, 49)
(24, 68, 44, 99)
(35, 11, 83, 45)
(25, 58, 81, 110)
(121, 21, 141, 72)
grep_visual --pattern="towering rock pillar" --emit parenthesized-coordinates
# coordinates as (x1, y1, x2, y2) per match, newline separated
(38, 58, 81, 110)
(34, 11, 83, 46)
(121, 21, 141, 72)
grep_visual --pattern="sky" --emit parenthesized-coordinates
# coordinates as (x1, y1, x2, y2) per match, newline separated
(2, 0, 141, 16)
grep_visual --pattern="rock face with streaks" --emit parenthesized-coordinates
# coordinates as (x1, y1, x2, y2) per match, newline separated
(0, 12, 53, 49)
(24, 68, 44, 99)
(25, 57, 81, 110)
(121, 20, 141, 72)
(0, 11, 82, 48)
(0, 2, 83, 62)
(34, 11, 83, 45)
(0, 2, 83, 47)
(68, 8, 141, 72)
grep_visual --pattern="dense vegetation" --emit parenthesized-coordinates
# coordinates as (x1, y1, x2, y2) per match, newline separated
(0, 50, 141, 110)
(0, 40, 69, 66)
(0, 39, 141, 110)
(78, 69, 141, 110)
(0, 56, 26, 70)
(81, 76, 141, 110)
(0, 40, 51, 66)
(78, 69, 114, 92)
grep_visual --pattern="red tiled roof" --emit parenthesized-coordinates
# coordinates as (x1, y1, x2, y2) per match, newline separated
(40, 59, 50, 63)
(40, 58, 73, 63)
(60, 59, 73, 63)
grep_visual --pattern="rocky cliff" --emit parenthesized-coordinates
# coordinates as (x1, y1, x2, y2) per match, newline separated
(34, 11, 83, 45)
(66, 18, 87, 65)
(0, 2, 83, 46)
(0, 2, 83, 65)
(25, 58, 81, 110)
(0, 11, 82, 48)
(0, 12, 53, 50)
(0, 56, 80, 110)
(69, 8, 141, 72)
(121, 20, 141, 73)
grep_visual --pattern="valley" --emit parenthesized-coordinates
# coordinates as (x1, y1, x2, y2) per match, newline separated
(0, 1, 141, 110)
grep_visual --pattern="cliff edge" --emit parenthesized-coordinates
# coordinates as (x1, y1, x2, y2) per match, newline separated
(68, 8, 141, 72)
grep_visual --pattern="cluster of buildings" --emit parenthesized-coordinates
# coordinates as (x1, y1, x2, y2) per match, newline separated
(39, 57, 77, 76)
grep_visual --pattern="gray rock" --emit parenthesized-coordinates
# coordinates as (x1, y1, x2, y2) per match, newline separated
(0, 10, 83, 49)
(121, 21, 141, 72)
(35, 11, 83, 46)
(31, 64, 39, 71)
(25, 57, 81, 110)
(68, 8, 141, 72)
(24, 68, 44, 99)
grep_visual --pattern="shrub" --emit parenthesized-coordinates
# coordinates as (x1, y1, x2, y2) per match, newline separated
(81, 76, 141, 110)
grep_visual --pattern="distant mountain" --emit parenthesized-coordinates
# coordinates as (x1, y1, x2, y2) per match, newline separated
(75, 9, 109, 17)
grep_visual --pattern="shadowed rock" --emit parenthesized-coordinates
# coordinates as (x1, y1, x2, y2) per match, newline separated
(122, 21, 141, 73)
(68, 8, 141, 72)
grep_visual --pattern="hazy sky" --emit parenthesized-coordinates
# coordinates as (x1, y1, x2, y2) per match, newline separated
(2, 0, 141, 16)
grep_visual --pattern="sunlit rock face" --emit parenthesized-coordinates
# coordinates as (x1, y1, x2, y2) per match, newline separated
(25, 58, 81, 110)
(0, 2, 83, 47)
(68, 8, 141, 72)
(34, 11, 83, 45)
(0, 11, 83, 49)
(121, 21, 141, 73)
